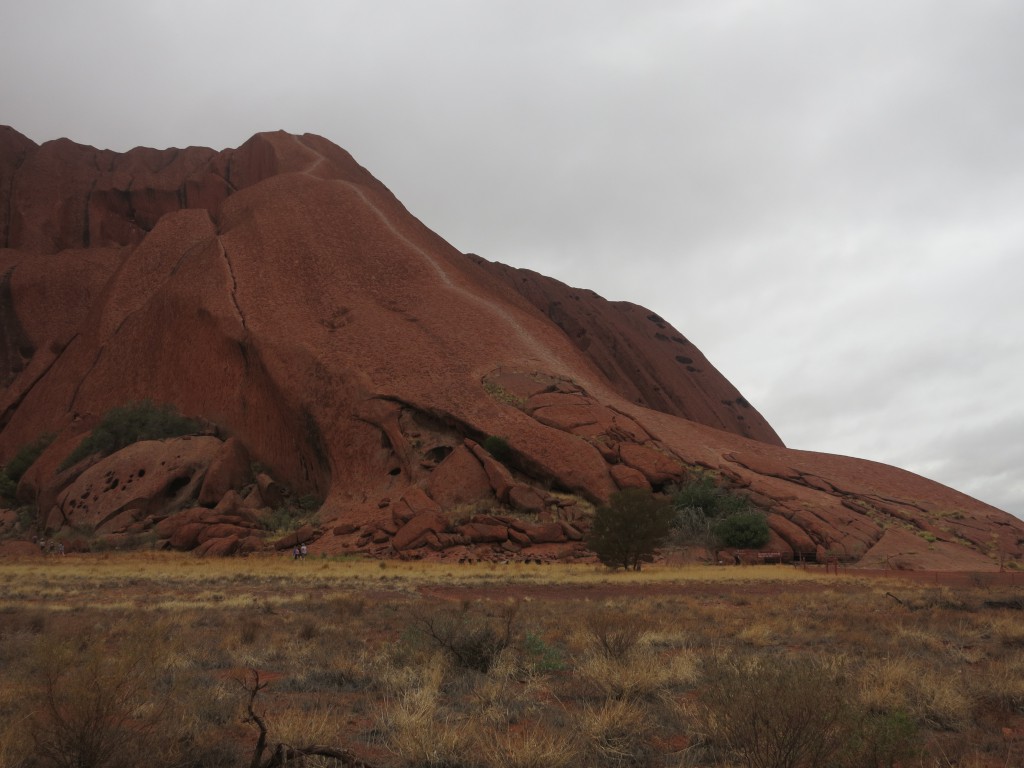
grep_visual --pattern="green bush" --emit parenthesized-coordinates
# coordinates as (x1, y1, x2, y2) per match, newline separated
(0, 433, 55, 501)
(671, 475, 759, 551)
(5, 433, 55, 484)
(0, 473, 16, 501)
(59, 402, 200, 471)
(523, 631, 566, 672)
(672, 474, 750, 518)
(296, 494, 323, 513)
(587, 488, 674, 571)
(261, 505, 304, 533)
(714, 510, 771, 548)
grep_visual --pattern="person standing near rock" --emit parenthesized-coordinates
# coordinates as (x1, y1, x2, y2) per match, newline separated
(300, 543, 308, 559)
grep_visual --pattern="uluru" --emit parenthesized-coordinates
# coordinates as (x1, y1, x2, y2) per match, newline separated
(1, 124, 1020, 570)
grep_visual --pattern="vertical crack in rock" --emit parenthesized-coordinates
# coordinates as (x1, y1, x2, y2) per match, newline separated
(217, 237, 248, 334)
(68, 346, 104, 413)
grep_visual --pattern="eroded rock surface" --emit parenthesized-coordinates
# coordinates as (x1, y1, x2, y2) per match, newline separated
(2, 126, 1022, 568)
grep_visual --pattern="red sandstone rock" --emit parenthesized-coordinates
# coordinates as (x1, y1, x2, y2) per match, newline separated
(508, 485, 547, 514)
(426, 446, 492, 508)
(467, 439, 516, 501)
(54, 437, 222, 533)
(241, 488, 265, 509)
(559, 521, 584, 541)
(618, 443, 684, 485)
(195, 535, 240, 557)
(609, 464, 651, 491)
(238, 537, 265, 555)
(724, 452, 802, 482)
(155, 507, 207, 538)
(508, 527, 532, 547)
(256, 473, 286, 508)
(170, 522, 206, 550)
(460, 522, 508, 543)
(198, 523, 253, 543)
(390, 500, 416, 525)
(392, 511, 449, 551)
(523, 522, 567, 544)
(198, 438, 251, 506)
(1, 126, 1022, 569)
(766, 514, 816, 557)
(401, 487, 442, 517)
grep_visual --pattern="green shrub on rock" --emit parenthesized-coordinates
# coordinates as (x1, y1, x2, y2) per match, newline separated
(59, 401, 200, 471)
(0, 433, 55, 502)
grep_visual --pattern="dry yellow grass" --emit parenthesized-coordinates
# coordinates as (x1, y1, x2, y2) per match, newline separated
(0, 551, 832, 596)
(3, 553, 1023, 767)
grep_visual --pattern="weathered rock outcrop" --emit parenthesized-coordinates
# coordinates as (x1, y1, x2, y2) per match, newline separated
(53, 437, 221, 533)
(1, 125, 1021, 568)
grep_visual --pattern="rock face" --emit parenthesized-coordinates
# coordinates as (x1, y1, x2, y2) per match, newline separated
(1, 125, 1022, 568)
(53, 437, 222, 534)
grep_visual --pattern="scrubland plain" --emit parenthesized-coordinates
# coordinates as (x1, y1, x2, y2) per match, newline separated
(1, 553, 1023, 768)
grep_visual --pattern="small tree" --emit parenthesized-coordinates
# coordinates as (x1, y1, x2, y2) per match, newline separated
(587, 489, 674, 571)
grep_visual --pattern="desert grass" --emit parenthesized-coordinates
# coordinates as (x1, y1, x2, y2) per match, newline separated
(0, 551, 831, 592)
(3, 554, 1024, 767)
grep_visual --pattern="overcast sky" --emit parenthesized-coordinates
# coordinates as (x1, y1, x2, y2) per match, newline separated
(4, 1, 1022, 517)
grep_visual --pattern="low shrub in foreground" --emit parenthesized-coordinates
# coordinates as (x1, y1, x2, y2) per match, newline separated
(699, 655, 854, 768)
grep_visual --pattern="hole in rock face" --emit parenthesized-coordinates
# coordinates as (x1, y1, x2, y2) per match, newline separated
(165, 475, 191, 497)
(675, 356, 693, 365)
(388, 467, 401, 476)
(424, 446, 453, 464)
(137, 468, 146, 478)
